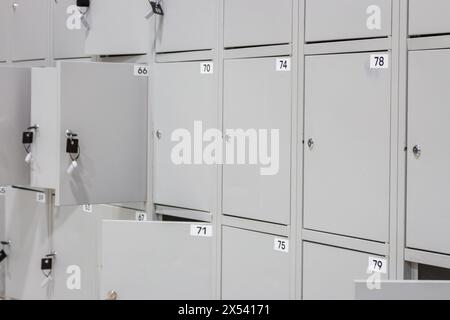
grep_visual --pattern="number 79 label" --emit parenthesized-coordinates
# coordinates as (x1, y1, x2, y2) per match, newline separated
(370, 54, 389, 69)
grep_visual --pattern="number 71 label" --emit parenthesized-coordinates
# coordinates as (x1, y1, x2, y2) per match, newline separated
(190, 224, 213, 237)
(370, 54, 389, 69)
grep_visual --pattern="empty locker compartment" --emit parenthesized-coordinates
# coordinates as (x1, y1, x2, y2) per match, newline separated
(407, 49, 450, 255)
(153, 61, 217, 212)
(223, 57, 291, 225)
(224, 0, 292, 48)
(11, 0, 49, 61)
(100, 220, 214, 300)
(29, 61, 147, 206)
(0, 0, 8, 62)
(51, 204, 135, 300)
(52, 0, 87, 59)
(305, 0, 391, 43)
(409, 0, 450, 36)
(0, 66, 31, 187)
(0, 188, 5, 297)
(303, 242, 388, 300)
(155, 0, 218, 53)
(222, 226, 290, 300)
(4, 187, 50, 300)
(304, 52, 390, 242)
(84, 0, 151, 56)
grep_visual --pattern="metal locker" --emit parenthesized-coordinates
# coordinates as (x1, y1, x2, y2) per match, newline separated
(221, 227, 290, 300)
(11, 0, 49, 61)
(30, 61, 147, 206)
(305, 0, 391, 42)
(51, 204, 134, 300)
(0, 188, 5, 297)
(4, 187, 50, 300)
(407, 49, 450, 255)
(409, 0, 450, 36)
(0, 67, 31, 187)
(223, 57, 291, 225)
(304, 52, 390, 242)
(100, 221, 214, 300)
(153, 61, 217, 212)
(155, 0, 218, 53)
(303, 242, 388, 300)
(52, 0, 87, 59)
(224, 0, 292, 48)
(85, 0, 151, 56)
(0, 0, 8, 62)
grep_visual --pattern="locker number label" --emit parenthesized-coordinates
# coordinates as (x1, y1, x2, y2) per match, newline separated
(0, 187, 6, 196)
(200, 62, 214, 74)
(276, 58, 291, 72)
(370, 54, 389, 69)
(367, 257, 387, 274)
(134, 65, 149, 77)
(136, 211, 147, 222)
(36, 192, 46, 204)
(82, 204, 93, 213)
(190, 224, 213, 237)
(274, 238, 289, 253)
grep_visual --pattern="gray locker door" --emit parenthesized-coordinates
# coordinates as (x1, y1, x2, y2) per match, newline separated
(155, 0, 218, 53)
(0, 0, 8, 62)
(305, 0, 391, 42)
(407, 49, 450, 255)
(85, 0, 150, 55)
(53, 0, 86, 59)
(303, 242, 388, 300)
(4, 188, 50, 300)
(100, 221, 214, 300)
(0, 67, 31, 186)
(56, 62, 148, 206)
(153, 61, 216, 212)
(304, 52, 390, 242)
(409, 0, 450, 36)
(222, 227, 290, 300)
(223, 57, 291, 225)
(11, 0, 49, 61)
(224, 0, 292, 48)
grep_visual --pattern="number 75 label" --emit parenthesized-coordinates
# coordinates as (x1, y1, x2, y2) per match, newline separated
(370, 54, 389, 69)
(274, 238, 289, 253)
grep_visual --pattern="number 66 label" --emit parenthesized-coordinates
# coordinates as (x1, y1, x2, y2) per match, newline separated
(367, 257, 387, 274)
(370, 54, 389, 69)
(190, 224, 213, 237)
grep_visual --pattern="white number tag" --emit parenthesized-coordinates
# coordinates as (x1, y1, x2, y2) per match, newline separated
(367, 257, 387, 274)
(134, 65, 149, 77)
(190, 224, 213, 237)
(276, 58, 291, 71)
(274, 238, 289, 253)
(82, 204, 92, 213)
(36, 192, 46, 203)
(370, 54, 388, 69)
(200, 62, 214, 74)
(135, 211, 147, 222)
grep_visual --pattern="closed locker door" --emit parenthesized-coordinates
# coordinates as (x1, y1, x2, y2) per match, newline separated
(224, 0, 292, 48)
(223, 57, 291, 225)
(53, 0, 86, 59)
(407, 49, 450, 255)
(155, 0, 218, 53)
(4, 188, 50, 300)
(303, 242, 388, 300)
(305, 0, 391, 42)
(0, 67, 31, 186)
(0, 0, 9, 62)
(304, 52, 390, 242)
(11, 0, 49, 61)
(100, 221, 214, 300)
(409, 0, 450, 36)
(153, 61, 217, 212)
(57, 62, 148, 206)
(222, 227, 290, 300)
(0, 188, 5, 297)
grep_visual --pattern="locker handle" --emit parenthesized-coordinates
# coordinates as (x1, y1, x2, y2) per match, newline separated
(412, 145, 421, 159)
(307, 138, 314, 150)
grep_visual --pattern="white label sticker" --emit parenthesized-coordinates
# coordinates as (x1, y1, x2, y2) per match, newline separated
(200, 62, 214, 74)
(370, 54, 389, 69)
(367, 257, 388, 274)
(190, 224, 213, 237)
(36, 192, 46, 203)
(0, 187, 6, 195)
(134, 65, 149, 77)
(82, 204, 92, 213)
(274, 238, 289, 253)
(135, 211, 147, 222)
(276, 58, 291, 71)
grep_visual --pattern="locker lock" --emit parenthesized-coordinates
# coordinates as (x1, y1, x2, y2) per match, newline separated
(412, 145, 422, 159)
(76, 0, 90, 29)
(23, 125, 39, 164)
(0, 240, 11, 264)
(145, 0, 164, 19)
(155, 130, 162, 140)
(307, 138, 314, 150)
(12, 3, 18, 10)
(65, 130, 81, 175)
(40, 253, 56, 288)
(106, 290, 118, 300)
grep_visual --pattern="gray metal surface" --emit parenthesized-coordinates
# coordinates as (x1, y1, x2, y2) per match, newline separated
(303, 52, 391, 242)
(11, 0, 49, 61)
(222, 57, 291, 225)
(100, 221, 214, 300)
(355, 281, 450, 300)
(406, 49, 450, 255)
(0, 67, 31, 186)
(153, 61, 216, 212)
(303, 242, 388, 300)
(0, 0, 8, 62)
(0, 189, 5, 297)
(221, 227, 290, 300)
(224, 0, 292, 48)
(305, 0, 391, 43)
(408, 0, 450, 36)
(155, 0, 218, 53)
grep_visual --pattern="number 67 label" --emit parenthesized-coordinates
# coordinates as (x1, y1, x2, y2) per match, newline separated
(190, 224, 213, 237)
(370, 54, 389, 69)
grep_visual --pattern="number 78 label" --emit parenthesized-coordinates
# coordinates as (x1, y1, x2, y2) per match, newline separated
(370, 54, 389, 69)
